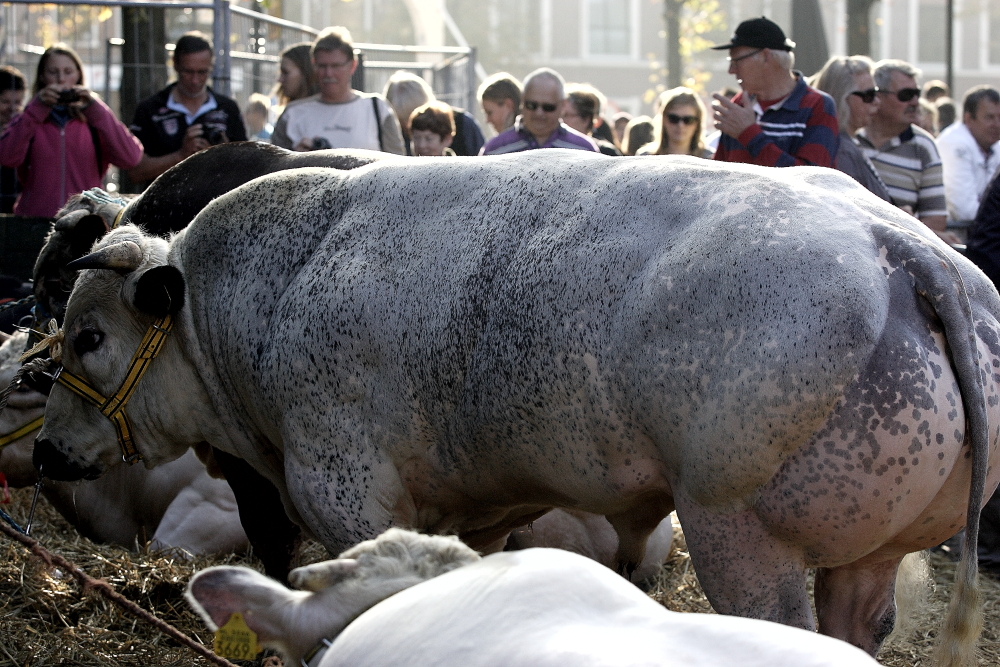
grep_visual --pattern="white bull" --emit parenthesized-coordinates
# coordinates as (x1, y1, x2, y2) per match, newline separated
(186, 528, 880, 667)
(34, 152, 1000, 662)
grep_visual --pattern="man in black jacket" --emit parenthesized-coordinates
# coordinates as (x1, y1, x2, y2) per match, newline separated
(127, 32, 246, 189)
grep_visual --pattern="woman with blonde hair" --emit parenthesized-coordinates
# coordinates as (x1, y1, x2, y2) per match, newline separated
(810, 56, 890, 201)
(637, 87, 710, 157)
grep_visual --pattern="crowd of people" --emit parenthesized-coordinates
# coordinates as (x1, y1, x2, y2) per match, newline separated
(2, 19, 996, 252)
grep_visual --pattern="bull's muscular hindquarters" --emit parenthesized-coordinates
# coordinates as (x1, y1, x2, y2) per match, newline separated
(37, 154, 1000, 662)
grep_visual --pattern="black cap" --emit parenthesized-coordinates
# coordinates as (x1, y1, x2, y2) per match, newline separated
(711, 17, 795, 51)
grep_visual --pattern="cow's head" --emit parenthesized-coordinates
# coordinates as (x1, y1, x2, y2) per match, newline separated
(33, 226, 200, 481)
(34, 192, 130, 320)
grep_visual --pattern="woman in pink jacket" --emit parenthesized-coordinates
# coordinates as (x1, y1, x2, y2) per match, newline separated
(0, 44, 143, 218)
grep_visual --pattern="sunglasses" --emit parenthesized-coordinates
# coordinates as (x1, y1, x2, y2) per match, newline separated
(727, 48, 763, 64)
(850, 88, 879, 103)
(880, 87, 921, 102)
(666, 113, 698, 126)
(524, 100, 559, 113)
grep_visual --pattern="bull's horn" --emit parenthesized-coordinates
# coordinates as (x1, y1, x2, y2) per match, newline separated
(67, 241, 144, 273)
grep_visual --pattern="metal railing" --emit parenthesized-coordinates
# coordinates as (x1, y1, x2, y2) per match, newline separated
(0, 0, 478, 117)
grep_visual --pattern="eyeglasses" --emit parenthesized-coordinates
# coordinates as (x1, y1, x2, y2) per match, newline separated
(524, 100, 559, 113)
(880, 87, 921, 102)
(727, 49, 763, 64)
(850, 88, 879, 103)
(666, 114, 698, 126)
(316, 59, 353, 70)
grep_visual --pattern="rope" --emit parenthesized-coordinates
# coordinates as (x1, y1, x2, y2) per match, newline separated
(20, 319, 63, 363)
(0, 358, 50, 415)
(0, 518, 238, 667)
(0, 294, 36, 315)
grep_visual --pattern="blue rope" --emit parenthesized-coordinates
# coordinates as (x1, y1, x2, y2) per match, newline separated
(81, 187, 125, 208)
(0, 505, 26, 535)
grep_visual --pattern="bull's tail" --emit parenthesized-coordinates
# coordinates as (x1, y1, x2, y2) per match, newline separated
(874, 222, 987, 667)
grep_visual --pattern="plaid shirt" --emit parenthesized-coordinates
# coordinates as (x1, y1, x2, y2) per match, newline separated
(714, 74, 839, 168)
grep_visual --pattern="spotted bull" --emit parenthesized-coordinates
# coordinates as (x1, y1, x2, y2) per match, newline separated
(33, 152, 1000, 663)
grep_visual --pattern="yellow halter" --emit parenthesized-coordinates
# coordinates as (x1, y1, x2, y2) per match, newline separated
(51, 314, 174, 465)
(0, 415, 45, 450)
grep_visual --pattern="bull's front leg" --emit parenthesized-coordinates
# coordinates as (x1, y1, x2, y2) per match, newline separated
(674, 490, 814, 629)
(283, 412, 406, 554)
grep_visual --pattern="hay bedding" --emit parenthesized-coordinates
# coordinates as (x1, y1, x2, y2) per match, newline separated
(1, 489, 998, 666)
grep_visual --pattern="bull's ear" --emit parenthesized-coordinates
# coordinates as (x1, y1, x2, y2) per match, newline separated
(289, 559, 360, 591)
(68, 215, 110, 256)
(186, 566, 294, 647)
(133, 266, 186, 317)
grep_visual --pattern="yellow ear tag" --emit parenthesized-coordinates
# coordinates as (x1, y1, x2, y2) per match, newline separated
(213, 612, 262, 660)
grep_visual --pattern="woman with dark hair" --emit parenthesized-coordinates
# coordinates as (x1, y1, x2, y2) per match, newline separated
(0, 44, 141, 217)
(273, 43, 318, 114)
(637, 87, 711, 157)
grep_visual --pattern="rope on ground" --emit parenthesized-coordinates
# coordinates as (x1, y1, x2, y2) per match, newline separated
(0, 518, 238, 667)
(0, 294, 36, 314)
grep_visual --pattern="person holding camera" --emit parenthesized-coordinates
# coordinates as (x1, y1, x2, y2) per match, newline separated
(127, 32, 247, 189)
(270, 27, 404, 154)
(0, 44, 142, 217)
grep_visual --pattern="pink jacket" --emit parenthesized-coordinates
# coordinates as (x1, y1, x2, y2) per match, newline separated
(0, 96, 143, 217)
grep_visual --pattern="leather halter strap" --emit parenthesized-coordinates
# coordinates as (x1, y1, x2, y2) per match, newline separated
(112, 206, 126, 229)
(0, 415, 45, 450)
(54, 314, 174, 465)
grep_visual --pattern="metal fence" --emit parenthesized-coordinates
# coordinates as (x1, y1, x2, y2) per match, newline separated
(0, 0, 478, 124)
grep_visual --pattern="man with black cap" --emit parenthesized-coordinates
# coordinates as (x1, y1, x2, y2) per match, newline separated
(710, 17, 838, 167)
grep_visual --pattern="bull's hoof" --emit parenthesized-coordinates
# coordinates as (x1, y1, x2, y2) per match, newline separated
(32, 438, 101, 481)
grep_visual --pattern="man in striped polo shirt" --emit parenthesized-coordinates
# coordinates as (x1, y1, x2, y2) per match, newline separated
(710, 17, 839, 167)
(479, 68, 598, 156)
(856, 60, 954, 242)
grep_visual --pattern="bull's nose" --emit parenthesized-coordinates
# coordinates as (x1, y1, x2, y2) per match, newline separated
(32, 438, 100, 481)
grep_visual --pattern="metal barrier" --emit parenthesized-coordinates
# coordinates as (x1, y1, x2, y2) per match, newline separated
(0, 0, 478, 118)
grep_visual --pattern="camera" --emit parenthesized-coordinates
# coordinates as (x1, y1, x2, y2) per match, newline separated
(56, 89, 80, 105)
(312, 137, 332, 150)
(203, 126, 225, 145)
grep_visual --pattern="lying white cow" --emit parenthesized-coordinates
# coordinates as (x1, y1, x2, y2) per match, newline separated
(187, 528, 879, 667)
(0, 332, 247, 554)
(508, 509, 673, 586)
(36, 152, 1000, 661)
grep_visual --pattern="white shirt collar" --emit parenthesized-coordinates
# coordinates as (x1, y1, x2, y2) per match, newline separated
(166, 87, 217, 125)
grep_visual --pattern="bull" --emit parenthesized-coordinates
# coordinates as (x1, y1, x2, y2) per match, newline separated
(32, 152, 1000, 663)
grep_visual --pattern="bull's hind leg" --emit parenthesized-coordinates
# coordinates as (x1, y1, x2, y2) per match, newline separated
(814, 557, 903, 656)
(674, 495, 813, 628)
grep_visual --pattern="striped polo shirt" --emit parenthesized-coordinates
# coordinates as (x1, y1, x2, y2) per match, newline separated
(714, 73, 839, 167)
(480, 117, 599, 155)
(856, 125, 947, 219)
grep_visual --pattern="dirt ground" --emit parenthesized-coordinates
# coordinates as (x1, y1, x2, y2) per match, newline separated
(1, 488, 997, 666)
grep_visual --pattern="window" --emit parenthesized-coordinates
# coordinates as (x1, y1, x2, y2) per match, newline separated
(917, 0, 945, 63)
(588, 0, 630, 56)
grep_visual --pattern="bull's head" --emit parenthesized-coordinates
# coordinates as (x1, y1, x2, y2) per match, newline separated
(34, 193, 128, 321)
(33, 227, 206, 481)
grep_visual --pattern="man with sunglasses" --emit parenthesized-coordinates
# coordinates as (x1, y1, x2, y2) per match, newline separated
(710, 17, 838, 168)
(936, 85, 1000, 236)
(480, 68, 597, 156)
(857, 60, 951, 241)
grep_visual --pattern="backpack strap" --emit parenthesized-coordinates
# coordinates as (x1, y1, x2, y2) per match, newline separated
(372, 96, 384, 151)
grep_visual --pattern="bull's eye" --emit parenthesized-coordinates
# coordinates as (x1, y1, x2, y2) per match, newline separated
(73, 329, 104, 356)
